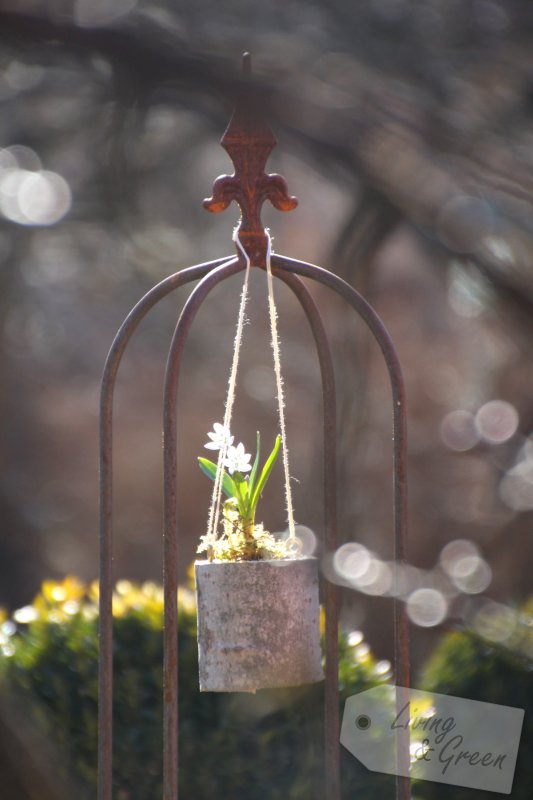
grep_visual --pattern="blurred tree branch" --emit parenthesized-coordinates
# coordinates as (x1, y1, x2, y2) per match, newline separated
(0, 10, 226, 97)
(1, 6, 533, 321)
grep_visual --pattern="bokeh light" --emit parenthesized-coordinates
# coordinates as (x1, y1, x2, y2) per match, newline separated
(356, 558, 393, 596)
(333, 543, 371, 582)
(450, 556, 492, 594)
(440, 409, 479, 451)
(471, 599, 517, 643)
(347, 630, 363, 647)
(290, 525, 317, 557)
(406, 588, 448, 627)
(331, 544, 395, 595)
(440, 539, 479, 575)
(0, 147, 71, 227)
(332, 539, 494, 609)
(374, 659, 392, 677)
(475, 400, 519, 444)
(12, 605, 39, 624)
(500, 449, 533, 511)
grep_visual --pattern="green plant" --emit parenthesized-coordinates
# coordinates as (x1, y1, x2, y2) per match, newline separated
(417, 599, 533, 800)
(0, 575, 395, 800)
(198, 424, 294, 561)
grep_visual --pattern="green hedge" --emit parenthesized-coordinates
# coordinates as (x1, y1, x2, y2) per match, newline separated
(0, 575, 394, 800)
(418, 600, 533, 800)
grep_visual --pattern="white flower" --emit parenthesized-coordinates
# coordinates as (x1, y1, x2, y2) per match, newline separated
(204, 422, 234, 451)
(224, 442, 252, 475)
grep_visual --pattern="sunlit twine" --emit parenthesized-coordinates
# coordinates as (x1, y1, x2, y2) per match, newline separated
(207, 229, 296, 548)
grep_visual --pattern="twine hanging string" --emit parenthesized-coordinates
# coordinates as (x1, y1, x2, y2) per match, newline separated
(206, 230, 296, 550)
(264, 232, 296, 541)
(207, 229, 252, 545)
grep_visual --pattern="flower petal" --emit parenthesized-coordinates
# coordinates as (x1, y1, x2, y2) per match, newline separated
(204, 423, 234, 451)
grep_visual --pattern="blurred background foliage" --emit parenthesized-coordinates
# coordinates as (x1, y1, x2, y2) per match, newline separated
(1, 578, 532, 799)
(0, 577, 395, 799)
(0, 0, 533, 796)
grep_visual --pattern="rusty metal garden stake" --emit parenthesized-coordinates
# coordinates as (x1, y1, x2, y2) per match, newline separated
(99, 54, 410, 800)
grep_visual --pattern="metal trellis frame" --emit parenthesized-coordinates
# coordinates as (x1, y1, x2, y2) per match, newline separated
(98, 53, 410, 800)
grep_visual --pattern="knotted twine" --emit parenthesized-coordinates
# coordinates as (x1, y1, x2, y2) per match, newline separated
(206, 230, 296, 549)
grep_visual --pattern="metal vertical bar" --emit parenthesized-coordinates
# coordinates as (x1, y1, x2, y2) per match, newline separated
(98, 257, 230, 800)
(275, 270, 340, 800)
(162, 258, 241, 800)
(273, 254, 410, 800)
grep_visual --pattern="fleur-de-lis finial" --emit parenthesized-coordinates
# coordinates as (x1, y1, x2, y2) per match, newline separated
(203, 53, 298, 267)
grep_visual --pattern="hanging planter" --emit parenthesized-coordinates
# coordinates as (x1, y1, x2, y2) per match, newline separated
(195, 425, 324, 692)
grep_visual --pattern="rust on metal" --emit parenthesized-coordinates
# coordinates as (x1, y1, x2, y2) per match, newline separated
(203, 54, 297, 267)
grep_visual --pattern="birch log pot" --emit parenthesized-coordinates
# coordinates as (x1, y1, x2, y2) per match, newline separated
(195, 557, 324, 692)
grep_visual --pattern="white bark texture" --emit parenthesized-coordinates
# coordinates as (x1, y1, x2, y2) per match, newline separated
(195, 557, 324, 692)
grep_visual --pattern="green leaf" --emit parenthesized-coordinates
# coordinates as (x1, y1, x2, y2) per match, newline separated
(248, 432, 261, 496)
(232, 471, 250, 518)
(197, 457, 235, 499)
(250, 435, 281, 512)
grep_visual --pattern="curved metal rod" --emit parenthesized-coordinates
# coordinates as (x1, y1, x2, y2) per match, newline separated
(273, 253, 410, 800)
(98, 255, 233, 800)
(100, 248, 409, 800)
(162, 258, 242, 800)
(274, 270, 340, 800)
